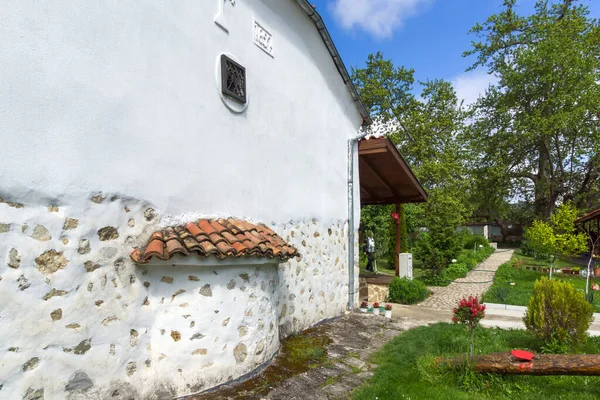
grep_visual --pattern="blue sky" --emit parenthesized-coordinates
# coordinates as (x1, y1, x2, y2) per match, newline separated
(311, 0, 600, 104)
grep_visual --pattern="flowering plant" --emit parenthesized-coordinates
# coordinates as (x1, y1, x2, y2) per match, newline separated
(360, 301, 369, 308)
(384, 304, 393, 311)
(373, 302, 380, 308)
(512, 257, 524, 269)
(593, 284, 600, 291)
(453, 296, 486, 355)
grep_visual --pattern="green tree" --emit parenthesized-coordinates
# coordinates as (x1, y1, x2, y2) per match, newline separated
(466, 0, 600, 218)
(524, 202, 588, 279)
(414, 189, 470, 273)
(352, 54, 473, 273)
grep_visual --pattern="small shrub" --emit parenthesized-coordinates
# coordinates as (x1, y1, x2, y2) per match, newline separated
(520, 241, 535, 257)
(540, 335, 570, 354)
(493, 262, 515, 283)
(487, 285, 510, 304)
(523, 277, 594, 348)
(388, 277, 429, 304)
(473, 246, 494, 262)
(457, 252, 477, 270)
(419, 271, 451, 286)
(463, 234, 489, 250)
(441, 262, 469, 281)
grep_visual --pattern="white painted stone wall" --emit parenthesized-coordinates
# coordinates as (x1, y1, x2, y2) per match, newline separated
(0, 1, 365, 397)
(0, 194, 349, 399)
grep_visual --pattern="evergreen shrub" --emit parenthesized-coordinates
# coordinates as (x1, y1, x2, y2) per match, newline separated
(388, 277, 430, 304)
(524, 277, 594, 347)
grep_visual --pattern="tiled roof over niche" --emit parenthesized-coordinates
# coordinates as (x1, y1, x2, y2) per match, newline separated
(130, 218, 298, 264)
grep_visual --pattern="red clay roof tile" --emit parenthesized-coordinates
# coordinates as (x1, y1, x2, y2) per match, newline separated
(198, 220, 216, 235)
(130, 218, 297, 264)
(185, 222, 203, 237)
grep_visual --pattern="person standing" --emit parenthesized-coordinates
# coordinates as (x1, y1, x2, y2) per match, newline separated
(364, 231, 376, 272)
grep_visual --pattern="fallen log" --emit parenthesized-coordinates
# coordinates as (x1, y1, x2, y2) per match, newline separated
(439, 352, 600, 376)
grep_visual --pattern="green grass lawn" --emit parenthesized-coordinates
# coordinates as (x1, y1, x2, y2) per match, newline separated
(483, 252, 600, 312)
(352, 323, 600, 400)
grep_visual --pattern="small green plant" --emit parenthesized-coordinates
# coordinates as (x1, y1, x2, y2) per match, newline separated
(419, 271, 451, 286)
(488, 285, 510, 304)
(540, 335, 570, 354)
(441, 262, 469, 282)
(388, 277, 429, 304)
(523, 277, 594, 348)
(453, 296, 486, 355)
(463, 234, 490, 250)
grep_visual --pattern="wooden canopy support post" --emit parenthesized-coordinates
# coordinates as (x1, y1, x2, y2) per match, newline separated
(441, 352, 600, 376)
(395, 203, 401, 277)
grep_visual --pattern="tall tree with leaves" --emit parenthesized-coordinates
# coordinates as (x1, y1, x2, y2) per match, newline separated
(352, 53, 473, 270)
(466, 0, 600, 218)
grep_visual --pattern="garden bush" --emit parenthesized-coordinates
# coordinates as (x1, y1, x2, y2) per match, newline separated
(457, 252, 478, 270)
(524, 277, 594, 348)
(419, 271, 451, 286)
(414, 231, 463, 273)
(441, 262, 469, 281)
(463, 234, 489, 250)
(388, 277, 429, 304)
(473, 246, 494, 262)
(520, 241, 535, 257)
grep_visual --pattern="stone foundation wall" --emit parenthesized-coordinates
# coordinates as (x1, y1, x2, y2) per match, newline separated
(358, 278, 389, 303)
(0, 191, 351, 399)
(272, 220, 349, 337)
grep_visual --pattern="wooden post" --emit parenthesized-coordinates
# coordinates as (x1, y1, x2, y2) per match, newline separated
(395, 203, 401, 277)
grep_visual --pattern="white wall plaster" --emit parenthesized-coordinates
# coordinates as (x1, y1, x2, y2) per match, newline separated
(0, 0, 363, 222)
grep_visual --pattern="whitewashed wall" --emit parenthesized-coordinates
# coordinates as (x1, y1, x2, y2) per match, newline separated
(0, 0, 363, 398)
(0, 0, 362, 221)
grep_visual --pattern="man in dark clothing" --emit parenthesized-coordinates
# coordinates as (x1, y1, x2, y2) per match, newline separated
(364, 231, 376, 272)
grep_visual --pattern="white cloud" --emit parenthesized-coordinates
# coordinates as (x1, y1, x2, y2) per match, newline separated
(329, 0, 431, 38)
(452, 70, 498, 106)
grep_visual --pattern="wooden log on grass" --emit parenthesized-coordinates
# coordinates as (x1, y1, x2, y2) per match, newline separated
(440, 352, 600, 376)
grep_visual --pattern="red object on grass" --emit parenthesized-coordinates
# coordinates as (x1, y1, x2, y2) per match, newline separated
(511, 350, 534, 361)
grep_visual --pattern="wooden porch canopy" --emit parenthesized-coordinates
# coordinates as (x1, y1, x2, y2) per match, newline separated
(358, 137, 427, 205)
(576, 207, 600, 254)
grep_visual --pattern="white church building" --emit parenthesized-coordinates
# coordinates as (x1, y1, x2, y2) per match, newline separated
(0, 1, 426, 398)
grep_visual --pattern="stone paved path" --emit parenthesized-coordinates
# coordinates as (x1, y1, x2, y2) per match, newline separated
(184, 313, 429, 400)
(418, 249, 514, 309)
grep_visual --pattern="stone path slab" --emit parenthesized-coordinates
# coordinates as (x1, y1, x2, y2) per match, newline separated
(418, 249, 514, 309)
(183, 313, 429, 400)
